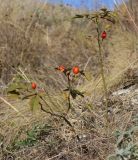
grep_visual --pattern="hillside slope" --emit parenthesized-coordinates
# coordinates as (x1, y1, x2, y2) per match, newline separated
(0, 0, 138, 160)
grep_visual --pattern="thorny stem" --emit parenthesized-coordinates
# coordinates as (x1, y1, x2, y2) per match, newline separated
(39, 96, 80, 141)
(96, 19, 109, 133)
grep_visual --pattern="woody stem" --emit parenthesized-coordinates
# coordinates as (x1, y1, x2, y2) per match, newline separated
(96, 19, 109, 132)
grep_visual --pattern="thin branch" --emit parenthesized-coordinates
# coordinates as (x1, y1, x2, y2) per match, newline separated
(39, 97, 80, 141)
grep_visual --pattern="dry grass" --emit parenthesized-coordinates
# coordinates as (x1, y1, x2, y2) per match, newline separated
(0, 0, 138, 159)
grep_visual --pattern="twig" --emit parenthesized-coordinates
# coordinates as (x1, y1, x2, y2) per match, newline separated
(19, 67, 30, 83)
(77, 56, 92, 88)
(39, 96, 80, 141)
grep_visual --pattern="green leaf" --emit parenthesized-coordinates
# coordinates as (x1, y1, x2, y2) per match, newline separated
(7, 82, 28, 93)
(29, 95, 40, 112)
(70, 89, 84, 99)
(27, 131, 37, 140)
(8, 90, 20, 96)
(73, 14, 84, 19)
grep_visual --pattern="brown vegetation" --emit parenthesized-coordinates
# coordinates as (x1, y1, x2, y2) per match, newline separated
(0, 0, 138, 159)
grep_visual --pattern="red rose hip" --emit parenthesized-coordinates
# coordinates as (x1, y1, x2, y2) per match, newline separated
(31, 82, 37, 89)
(58, 65, 65, 72)
(72, 66, 80, 74)
(101, 31, 107, 39)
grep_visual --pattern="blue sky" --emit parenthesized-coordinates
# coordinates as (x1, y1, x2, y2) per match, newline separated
(47, 0, 122, 10)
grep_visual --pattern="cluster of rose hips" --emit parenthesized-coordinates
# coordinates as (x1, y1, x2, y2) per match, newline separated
(31, 66, 82, 90)
(55, 65, 85, 80)
(30, 31, 106, 90)
(56, 65, 80, 75)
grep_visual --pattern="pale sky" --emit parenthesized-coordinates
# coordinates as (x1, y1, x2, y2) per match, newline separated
(47, 0, 123, 10)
